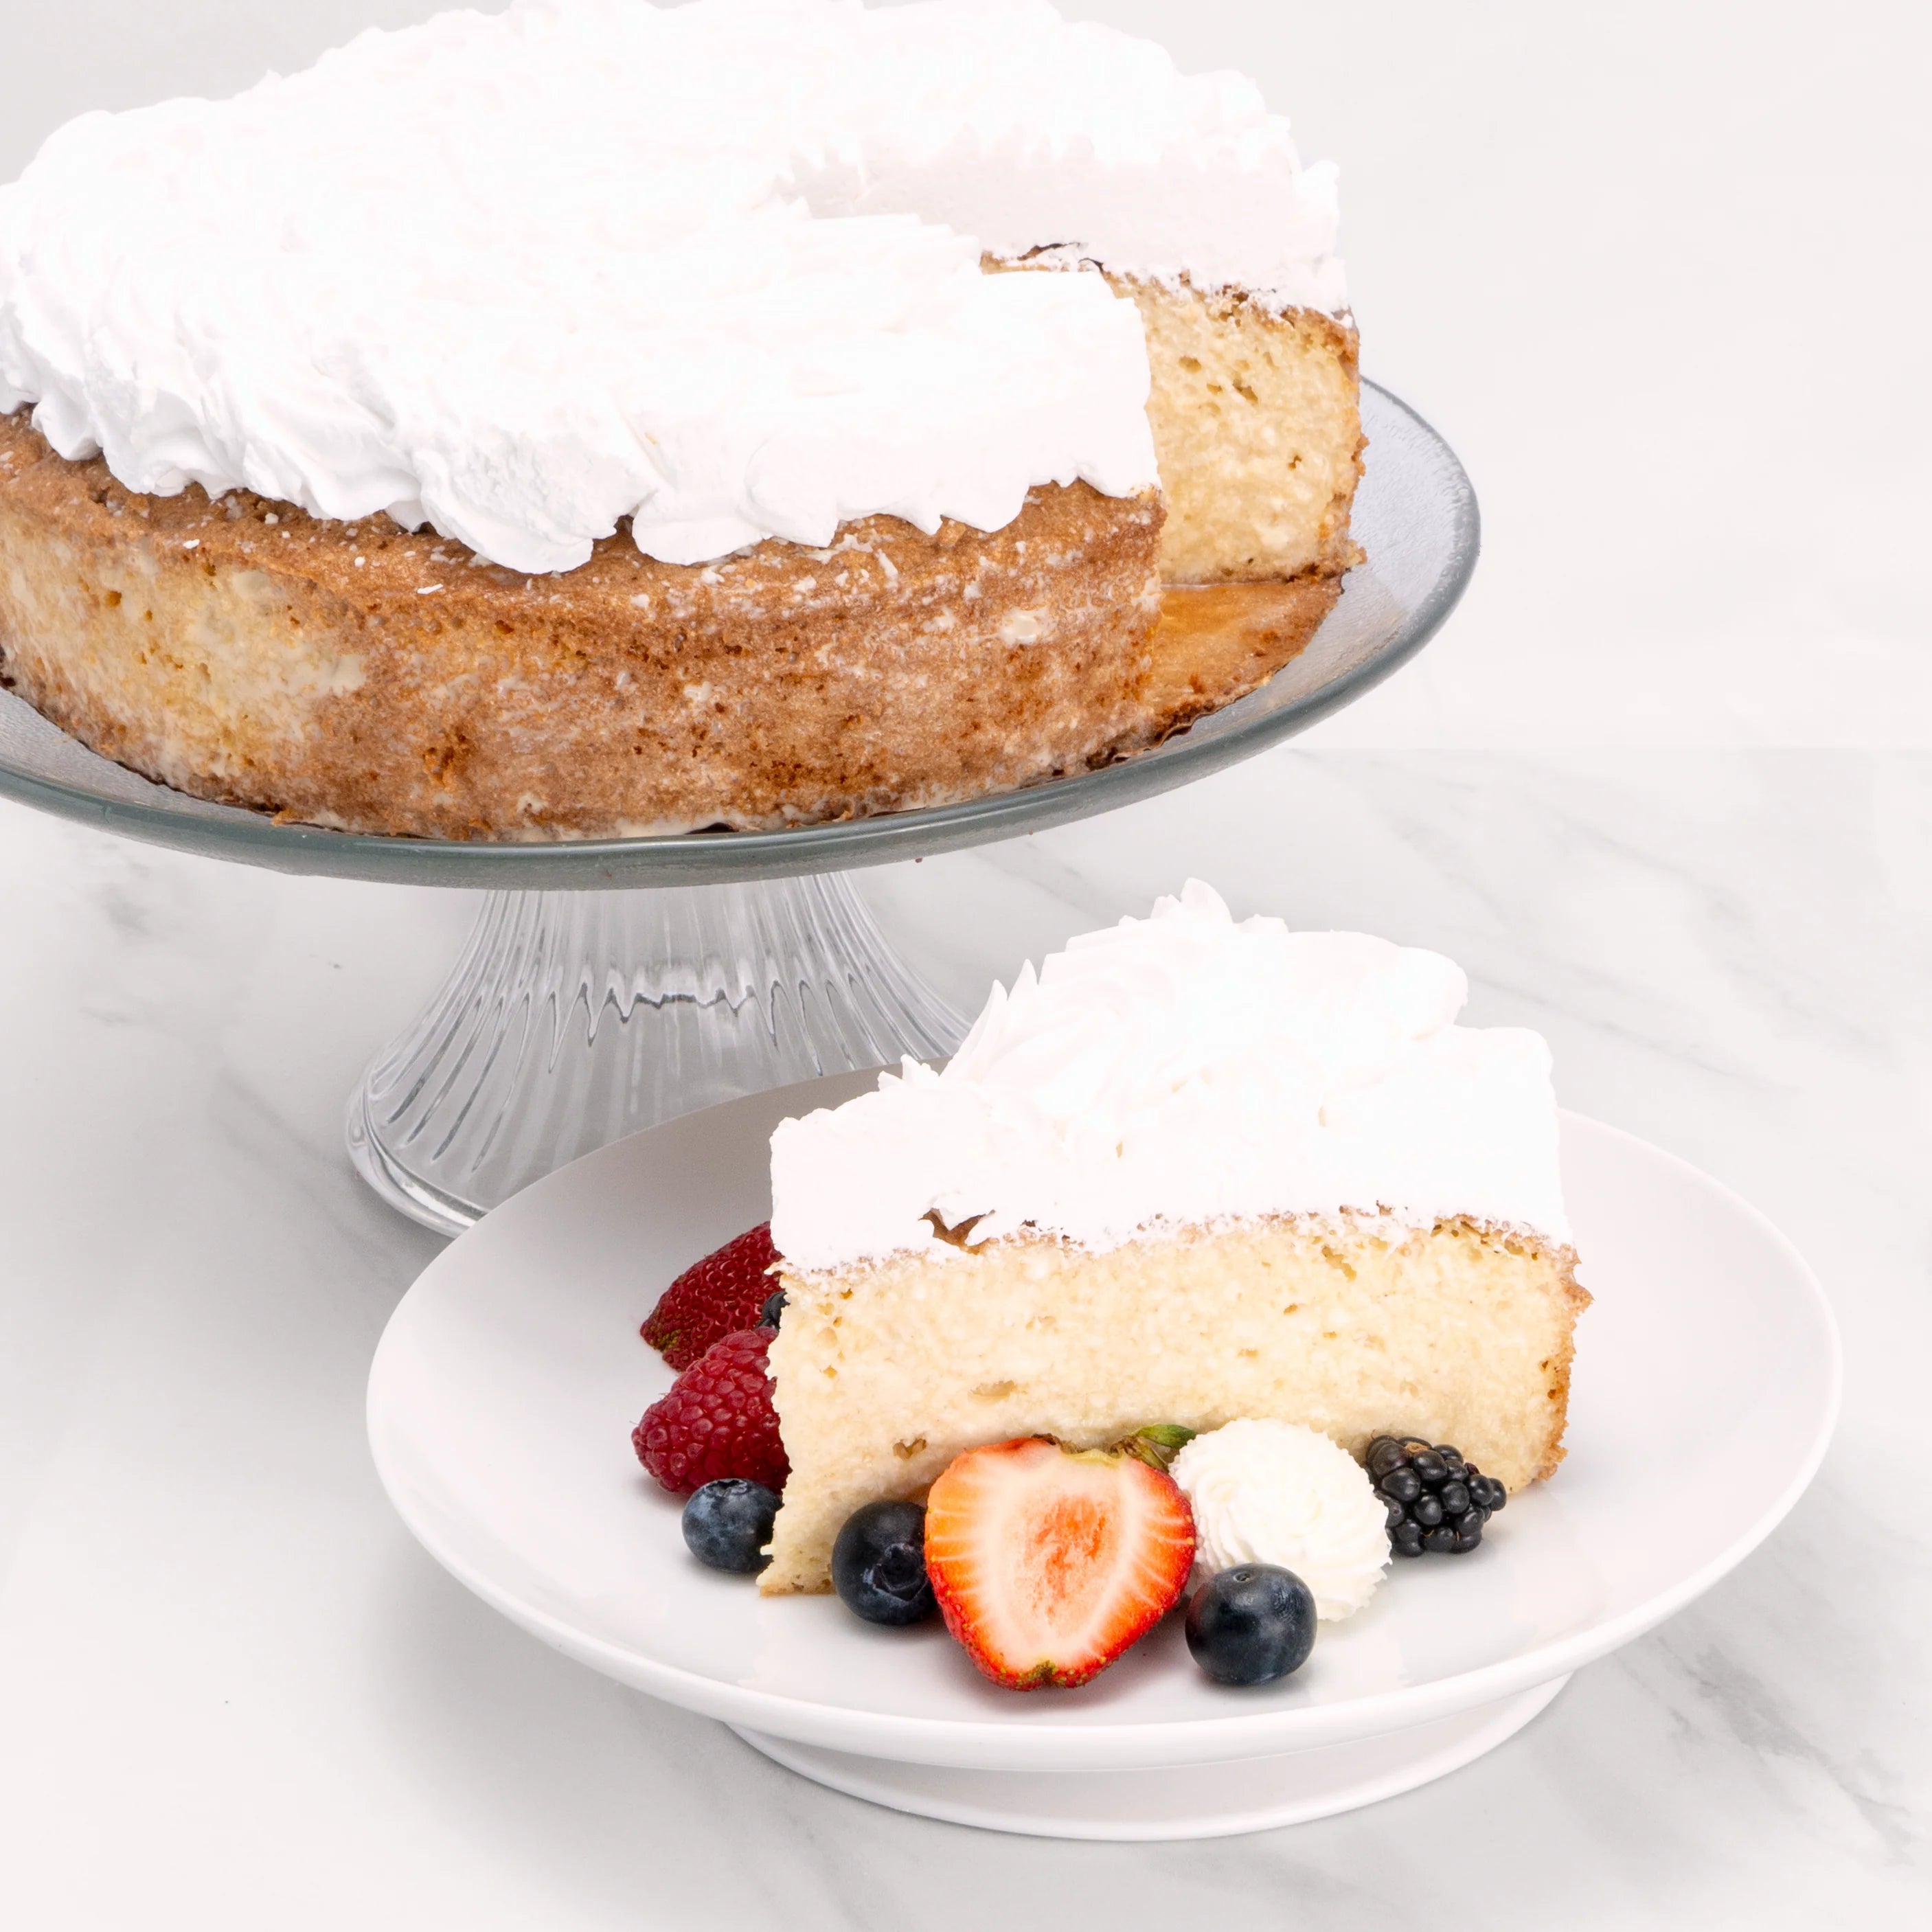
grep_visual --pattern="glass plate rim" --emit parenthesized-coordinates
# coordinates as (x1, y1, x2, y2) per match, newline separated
(0, 378, 1477, 887)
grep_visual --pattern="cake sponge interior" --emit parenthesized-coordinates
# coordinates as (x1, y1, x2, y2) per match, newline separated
(762, 1214, 1587, 1594)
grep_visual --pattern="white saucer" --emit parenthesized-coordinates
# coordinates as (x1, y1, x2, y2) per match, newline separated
(731, 1676, 1571, 1839)
(367, 1077, 1839, 1839)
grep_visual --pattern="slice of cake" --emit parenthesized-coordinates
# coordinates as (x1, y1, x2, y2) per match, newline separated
(0, 0, 1360, 837)
(761, 883, 1586, 1595)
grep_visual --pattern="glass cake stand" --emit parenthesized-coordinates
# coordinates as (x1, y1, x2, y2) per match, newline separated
(0, 382, 1477, 1232)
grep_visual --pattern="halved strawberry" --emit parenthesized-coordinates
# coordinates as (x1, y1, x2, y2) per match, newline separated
(924, 1437, 1196, 1690)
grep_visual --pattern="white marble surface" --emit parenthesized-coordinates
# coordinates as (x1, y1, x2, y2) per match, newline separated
(2, 751, 1929, 1923)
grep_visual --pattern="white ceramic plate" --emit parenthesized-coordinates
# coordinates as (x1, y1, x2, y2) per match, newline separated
(367, 1076, 1839, 1800)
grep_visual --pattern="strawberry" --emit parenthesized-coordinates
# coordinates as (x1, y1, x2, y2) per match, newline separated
(641, 1222, 779, 1371)
(924, 1436, 1196, 1690)
(632, 1327, 789, 1495)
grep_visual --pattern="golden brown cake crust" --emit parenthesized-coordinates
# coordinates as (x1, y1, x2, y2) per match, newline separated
(1530, 1236, 1592, 1482)
(0, 409, 1179, 839)
(0, 405, 1341, 839)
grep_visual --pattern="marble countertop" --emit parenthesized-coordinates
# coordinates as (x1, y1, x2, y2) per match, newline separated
(3, 0, 1930, 1920)
(3, 749, 1927, 1924)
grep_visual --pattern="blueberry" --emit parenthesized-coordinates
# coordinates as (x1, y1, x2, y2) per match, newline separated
(681, 1478, 780, 1574)
(1185, 1565, 1317, 1685)
(760, 1288, 787, 1329)
(831, 1500, 935, 1625)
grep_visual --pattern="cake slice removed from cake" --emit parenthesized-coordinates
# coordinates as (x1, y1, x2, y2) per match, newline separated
(760, 882, 1587, 1595)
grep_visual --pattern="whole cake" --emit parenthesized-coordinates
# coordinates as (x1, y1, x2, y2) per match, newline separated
(0, 0, 1361, 838)
(759, 883, 1587, 1595)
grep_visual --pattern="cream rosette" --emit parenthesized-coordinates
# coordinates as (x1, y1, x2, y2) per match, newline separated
(1171, 1418, 1391, 1621)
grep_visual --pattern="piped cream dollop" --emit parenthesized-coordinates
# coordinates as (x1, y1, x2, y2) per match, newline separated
(769, 881, 1571, 1272)
(0, 0, 1344, 574)
(1171, 1420, 1390, 1622)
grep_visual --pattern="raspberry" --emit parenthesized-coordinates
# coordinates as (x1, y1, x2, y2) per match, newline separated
(641, 1223, 779, 1372)
(633, 1327, 788, 1496)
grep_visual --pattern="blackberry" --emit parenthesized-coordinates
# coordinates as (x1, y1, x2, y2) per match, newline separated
(1365, 1436, 1506, 1557)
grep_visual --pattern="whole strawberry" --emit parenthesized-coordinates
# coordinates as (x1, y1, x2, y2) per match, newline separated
(641, 1223, 779, 1371)
(633, 1326, 789, 1496)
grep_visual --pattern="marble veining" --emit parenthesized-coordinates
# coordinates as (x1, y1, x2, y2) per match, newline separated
(1, 748, 1927, 1927)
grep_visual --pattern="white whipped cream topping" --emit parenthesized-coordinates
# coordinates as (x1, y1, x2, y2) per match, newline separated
(769, 880, 1571, 1271)
(792, 3, 1345, 306)
(1172, 1420, 1390, 1622)
(0, 0, 1343, 574)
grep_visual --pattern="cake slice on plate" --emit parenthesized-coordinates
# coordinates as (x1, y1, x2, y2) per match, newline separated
(761, 883, 1586, 1595)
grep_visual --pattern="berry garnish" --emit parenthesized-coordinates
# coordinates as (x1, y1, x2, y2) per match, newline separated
(759, 1288, 787, 1329)
(1185, 1565, 1317, 1686)
(1109, 1422, 1196, 1471)
(923, 1436, 1196, 1690)
(832, 1500, 935, 1625)
(633, 1326, 789, 1495)
(641, 1223, 780, 1372)
(682, 1479, 781, 1574)
(1365, 1436, 1506, 1556)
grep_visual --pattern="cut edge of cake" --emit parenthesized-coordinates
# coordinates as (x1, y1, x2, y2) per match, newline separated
(760, 1209, 1587, 1595)
(1113, 274, 1363, 587)
(992, 254, 1364, 587)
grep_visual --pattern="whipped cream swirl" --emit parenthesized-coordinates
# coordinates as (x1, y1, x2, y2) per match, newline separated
(769, 880, 1571, 1271)
(0, 0, 1345, 574)
(1171, 1420, 1391, 1622)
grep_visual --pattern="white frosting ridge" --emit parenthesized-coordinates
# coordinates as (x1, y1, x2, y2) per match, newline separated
(791, 2, 1345, 304)
(769, 881, 1572, 1272)
(0, 0, 1343, 574)
(1171, 1420, 1391, 1621)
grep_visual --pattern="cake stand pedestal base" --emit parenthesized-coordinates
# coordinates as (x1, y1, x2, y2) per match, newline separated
(347, 873, 967, 1236)
(731, 1676, 1569, 1841)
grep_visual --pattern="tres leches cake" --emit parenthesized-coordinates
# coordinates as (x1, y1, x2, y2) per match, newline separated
(0, 0, 1361, 839)
(759, 883, 1587, 1597)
